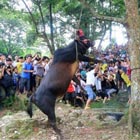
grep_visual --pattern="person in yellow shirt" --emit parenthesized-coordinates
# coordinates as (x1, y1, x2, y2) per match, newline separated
(118, 68, 131, 103)
(118, 68, 131, 88)
(16, 57, 24, 75)
(101, 63, 108, 73)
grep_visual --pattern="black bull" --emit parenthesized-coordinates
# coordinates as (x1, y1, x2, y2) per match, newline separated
(27, 39, 95, 130)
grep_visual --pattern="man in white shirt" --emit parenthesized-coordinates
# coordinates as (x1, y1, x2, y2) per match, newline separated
(84, 64, 99, 109)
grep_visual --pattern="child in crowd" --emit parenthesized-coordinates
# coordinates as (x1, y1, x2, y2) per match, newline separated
(16, 56, 24, 75)
(13, 67, 20, 92)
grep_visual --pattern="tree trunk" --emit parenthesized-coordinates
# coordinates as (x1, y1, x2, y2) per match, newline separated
(49, 3, 55, 52)
(97, 29, 106, 51)
(124, 0, 140, 137)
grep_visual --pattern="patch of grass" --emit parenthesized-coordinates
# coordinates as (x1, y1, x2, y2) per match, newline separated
(1, 95, 16, 107)
(91, 101, 104, 108)
(6, 120, 33, 139)
(13, 95, 28, 111)
(91, 91, 129, 109)
(0, 94, 29, 114)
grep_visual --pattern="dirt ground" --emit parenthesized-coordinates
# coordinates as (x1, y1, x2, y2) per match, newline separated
(0, 102, 134, 140)
(31, 104, 130, 140)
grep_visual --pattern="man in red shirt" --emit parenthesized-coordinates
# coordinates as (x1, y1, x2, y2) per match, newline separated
(64, 80, 76, 106)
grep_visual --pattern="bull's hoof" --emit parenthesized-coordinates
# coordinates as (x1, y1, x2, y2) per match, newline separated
(52, 125, 63, 140)
(47, 121, 61, 134)
(52, 125, 61, 134)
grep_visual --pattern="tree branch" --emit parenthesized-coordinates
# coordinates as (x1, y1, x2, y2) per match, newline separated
(97, 24, 107, 50)
(21, 0, 39, 34)
(36, 0, 46, 32)
(35, 0, 54, 54)
(21, 0, 54, 54)
(78, 0, 126, 25)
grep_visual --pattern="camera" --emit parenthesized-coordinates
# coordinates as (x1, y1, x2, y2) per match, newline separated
(94, 73, 98, 77)
(0, 62, 5, 67)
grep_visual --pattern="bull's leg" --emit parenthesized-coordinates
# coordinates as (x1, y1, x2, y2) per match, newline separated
(46, 99, 61, 134)
(35, 94, 59, 128)
(43, 96, 62, 134)
(47, 104, 56, 127)
(33, 91, 62, 135)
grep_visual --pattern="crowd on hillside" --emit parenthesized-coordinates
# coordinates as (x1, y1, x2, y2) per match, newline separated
(0, 46, 131, 109)
(78, 50, 131, 109)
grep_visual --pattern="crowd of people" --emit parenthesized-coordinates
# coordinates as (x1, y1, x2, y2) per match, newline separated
(62, 49, 131, 109)
(0, 53, 52, 97)
(0, 46, 131, 110)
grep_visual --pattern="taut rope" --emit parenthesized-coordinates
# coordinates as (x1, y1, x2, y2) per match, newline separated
(75, 5, 84, 61)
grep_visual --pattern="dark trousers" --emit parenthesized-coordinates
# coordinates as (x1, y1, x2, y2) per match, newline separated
(19, 78, 30, 93)
(64, 92, 75, 105)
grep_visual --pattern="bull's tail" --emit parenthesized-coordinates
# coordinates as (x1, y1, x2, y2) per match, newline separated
(27, 96, 33, 118)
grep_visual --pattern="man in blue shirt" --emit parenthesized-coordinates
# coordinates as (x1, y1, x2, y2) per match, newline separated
(19, 54, 33, 96)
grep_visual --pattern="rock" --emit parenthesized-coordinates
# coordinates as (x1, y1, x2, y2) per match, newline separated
(101, 134, 112, 140)
(50, 135, 57, 140)
(77, 121, 84, 127)
(98, 112, 124, 122)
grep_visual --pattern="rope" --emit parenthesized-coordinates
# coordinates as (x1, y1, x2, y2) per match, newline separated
(75, 5, 83, 62)
(77, 6, 83, 30)
(131, 67, 140, 71)
(75, 6, 84, 38)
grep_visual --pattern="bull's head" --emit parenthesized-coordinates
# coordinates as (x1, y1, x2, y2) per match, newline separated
(76, 29, 93, 48)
